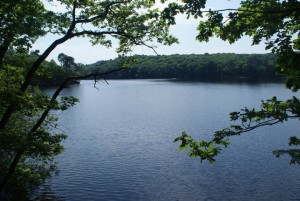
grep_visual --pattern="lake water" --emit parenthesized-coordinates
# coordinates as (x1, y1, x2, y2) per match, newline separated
(37, 80, 300, 201)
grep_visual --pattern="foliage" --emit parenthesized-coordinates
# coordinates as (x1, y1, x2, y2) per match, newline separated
(58, 53, 83, 73)
(174, 132, 229, 163)
(35, 53, 84, 86)
(1, 1, 297, 199)
(175, 97, 300, 164)
(0, 0, 47, 50)
(0, 0, 181, 198)
(174, 0, 300, 164)
(196, 0, 300, 91)
(85, 53, 279, 81)
(0, 0, 62, 64)
(0, 50, 79, 199)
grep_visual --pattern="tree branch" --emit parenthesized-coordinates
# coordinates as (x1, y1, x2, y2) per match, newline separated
(70, 30, 121, 37)
(201, 7, 300, 14)
(75, 1, 129, 24)
(32, 67, 124, 132)
(72, 0, 77, 22)
(0, 67, 124, 192)
(70, 30, 156, 50)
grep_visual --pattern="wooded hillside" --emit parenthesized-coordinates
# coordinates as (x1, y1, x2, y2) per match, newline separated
(85, 53, 280, 81)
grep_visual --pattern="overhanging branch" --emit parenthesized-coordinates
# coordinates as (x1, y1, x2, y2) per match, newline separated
(32, 67, 124, 132)
(201, 7, 300, 14)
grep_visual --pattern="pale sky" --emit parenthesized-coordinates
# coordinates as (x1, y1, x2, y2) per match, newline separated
(32, 0, 269, 65)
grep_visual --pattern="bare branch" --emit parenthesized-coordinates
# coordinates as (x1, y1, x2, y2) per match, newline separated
(135, 41, 158, 55)
(101, 76, 109, 85)
(94, 76, 99, 90)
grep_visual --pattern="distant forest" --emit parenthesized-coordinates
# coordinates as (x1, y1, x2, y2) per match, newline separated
(11, 52, 281, 86)
(84, 53, 281, 81)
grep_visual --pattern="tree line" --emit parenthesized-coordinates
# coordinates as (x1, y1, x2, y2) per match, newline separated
(2, 49, 84, 87)
(9, 51, 280, 87)
(85, 53, 280, 81)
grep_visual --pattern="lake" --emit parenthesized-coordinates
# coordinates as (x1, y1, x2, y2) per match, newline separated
(37, 80, 300, 201)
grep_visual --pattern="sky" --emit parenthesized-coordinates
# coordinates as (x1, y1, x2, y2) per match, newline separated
(32, 0, 269, 65)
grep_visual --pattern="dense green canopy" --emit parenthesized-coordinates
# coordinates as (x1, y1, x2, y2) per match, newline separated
(85, 53, 278, 81)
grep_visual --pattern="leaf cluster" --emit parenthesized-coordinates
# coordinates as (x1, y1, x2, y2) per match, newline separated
(175, 96, 300, 164)
(174, 132, 229, 163)
(194, 0, 300, 91)
(0, 0, 58, 52)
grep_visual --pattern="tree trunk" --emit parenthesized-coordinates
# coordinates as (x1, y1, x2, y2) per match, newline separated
(0, 35, 71, 129)
(0, 46, 9, 65)
(0, 150, 24, 194)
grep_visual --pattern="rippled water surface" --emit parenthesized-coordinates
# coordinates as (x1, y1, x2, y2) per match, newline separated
(39, 80, 300, 201)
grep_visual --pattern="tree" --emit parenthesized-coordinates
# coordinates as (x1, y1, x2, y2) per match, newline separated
(58, 53, 76, 70)
(174, 0, 300, 164)
(0, 0, 58, 63)
(57, 53, 82, 75)
(0, 50, 73, 200)
(85, 54, 277, 80)
(0, 0, 178, 197)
